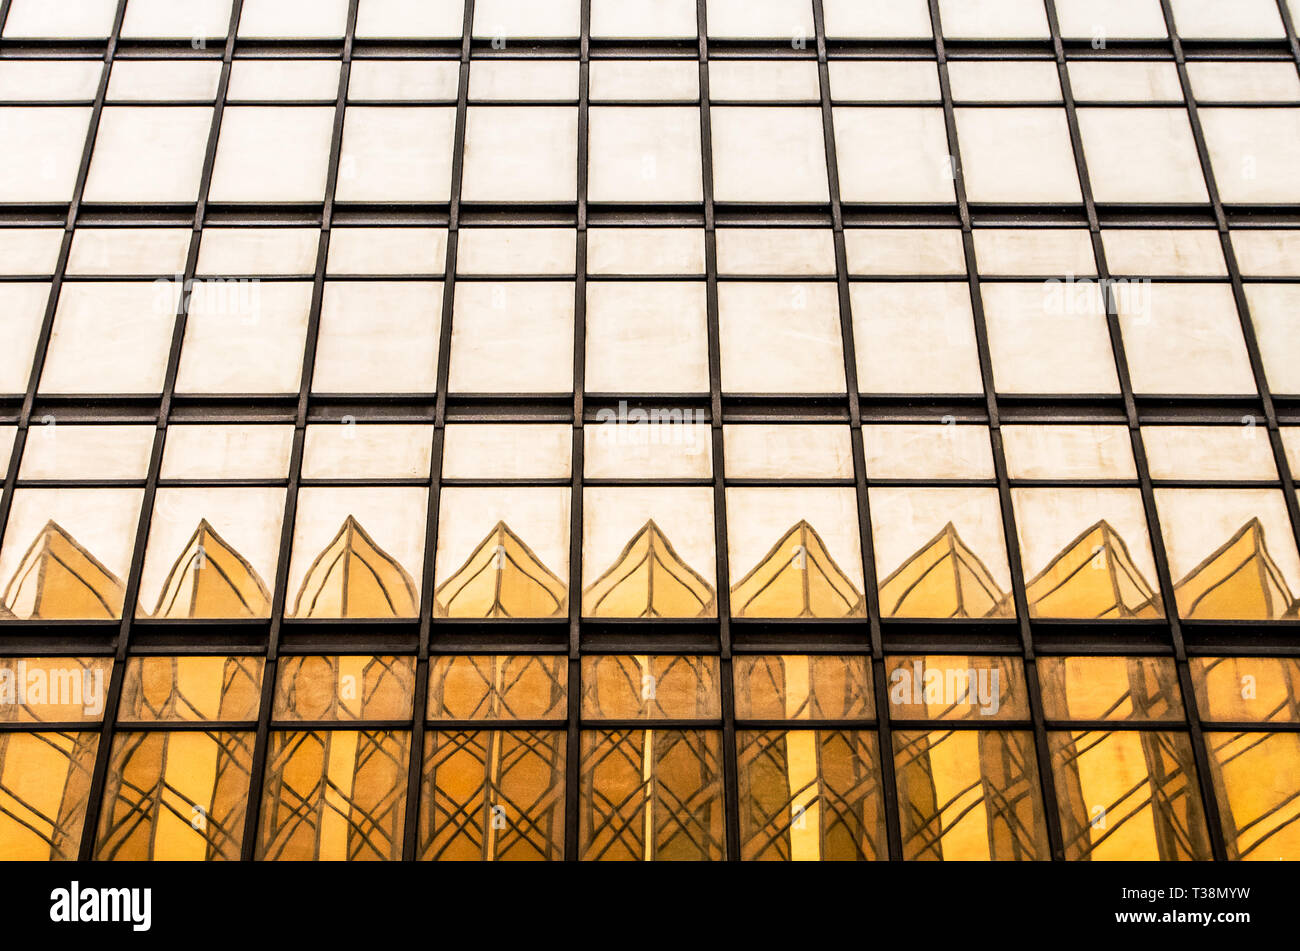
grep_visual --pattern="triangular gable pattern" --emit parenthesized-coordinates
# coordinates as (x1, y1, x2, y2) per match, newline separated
(434, 521, 566, 619)
(730, 520, 865, 619)
(291, 516, 418, 618)
(583, 520, 716, 618)
(146, 519, 273, 619)
(1023, 520, 1162, 619)
(1174, 518, 1300, 621)
(1, 520, 125, 620)
(877, 522, 1012, 619)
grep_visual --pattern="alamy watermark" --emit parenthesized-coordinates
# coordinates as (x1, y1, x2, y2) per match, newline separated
(889, 660, 1002, 716)
(0, 661, 104, 716)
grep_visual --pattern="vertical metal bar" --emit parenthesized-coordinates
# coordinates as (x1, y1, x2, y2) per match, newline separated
(926, 0, 1065, 861)
(1152, 0, 1300, 859)
(811, 0, 902, 862)
(402, 0, 478, 866)
(239, 0, 361, 862)
(564, 0, 591, 862)
(74, 0, 204, 861)
(695, 0, 741, 864)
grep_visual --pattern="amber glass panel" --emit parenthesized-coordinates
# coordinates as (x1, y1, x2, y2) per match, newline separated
(118, 656, 263, 722)
(1206, 731, 1300, 860)
(581, 655, 720, 720)
(0, 731, 98, 860)
(273, 656, 415, 721)
(0, 657, 113, 722)
(893, 729, 1048, 861)
(582, 519, 717, 619)
(257, 730, 409, 860)
(737, 730, 886, 861)
(433, 520, 567, 620)
(96, 730, 253, 860)
(139, 516, 275, 620)
(734, 655, 872, 721)
(419, 730, 565, 861)
(289, 514, 420, 619)
(427, 655, 566, 721)
(1039, 657, 1184, 722)
(886, 656, 1028, 721)
(0, 516, 129, 620)
(730, 519, 866, 619)
(1049, 730, 1211, 861)
(1191, 657, 1300, 722)
(578, 729, 725, 860)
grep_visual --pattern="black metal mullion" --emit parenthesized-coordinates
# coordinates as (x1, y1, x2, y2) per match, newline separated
(1046, 0, 1228, 863)
(400, 0, 478, 867)
(927, 0, 1065, 861)
(238, 0, 361, 862)
(563, 0, 590, 863)
(811, 0, 902, 862)
(696, 0, 741, 864)
(0, 0, 1295, 868)
(1277, 0, 1300, 66)
(64, 0, 156, 862)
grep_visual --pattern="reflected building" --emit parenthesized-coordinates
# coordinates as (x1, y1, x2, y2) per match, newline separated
(0, 0, 1298, 863)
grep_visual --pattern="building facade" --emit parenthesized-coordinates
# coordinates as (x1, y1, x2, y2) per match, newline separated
(0, 0, 1298, 861)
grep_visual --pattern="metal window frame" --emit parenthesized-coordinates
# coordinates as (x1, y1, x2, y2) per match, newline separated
(0, 0, 1295, 862)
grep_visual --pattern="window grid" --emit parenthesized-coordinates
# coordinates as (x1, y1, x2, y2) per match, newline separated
(0, 0, 1296, 862)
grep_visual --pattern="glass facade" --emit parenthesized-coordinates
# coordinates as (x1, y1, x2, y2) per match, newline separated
(0, 0, 1298, 862)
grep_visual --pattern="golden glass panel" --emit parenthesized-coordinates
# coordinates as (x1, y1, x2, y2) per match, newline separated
(1024, 522, 1162, 620)
(0, 657, 112, 722)
(1191, 657, 1300, 723)
(273, 656, 415, 722)
(290, 515, 419, 619)
(1173, 519, 1299, 621)
(95, 730, 253, 860)
(893, 729, 1048, 861)
(427, 655, 566, 721)
(582, 520, 716, 620)
(581, 655, 720, 720)
(418, 730, 565, 861)
(737, 730, 886, 861)
(119, 656, 263, 722)
(1050, 730, 1212, 861)
(727, 488, 865, 619)
(257, 730, 409, 861)
(733, 655, 872, 721)
(1, 520, 127, 620)
(875, 518, 1013, 620)
(143, 519, 273, 619)
(578, 728, 724, 860)
(886, 656, 1028, 721)
(433, 521, 567, 620)
(0, 731, 97, 860)
(1012, 487, 1164, 620)
(730, 521, 865, 619)
(1156, 489, 1300, 620)
(1039, 657, 1184, 722)
(1206, 731, 1300, 861)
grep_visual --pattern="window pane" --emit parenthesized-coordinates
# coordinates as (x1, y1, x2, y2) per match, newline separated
(734, 655, 874, 721)
(1050, 729, 1212, 860)
(578, 729, 725, 860)
(419, 730, 565, 860)
(894, 729, 1049, 860)
(257, 730, 409, 860)
(737, 730, 886, 860)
